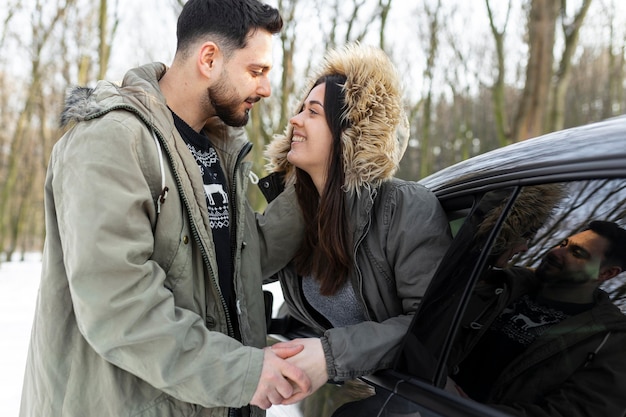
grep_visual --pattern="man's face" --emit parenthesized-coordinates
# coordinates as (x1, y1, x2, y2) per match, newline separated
(535, 230, 609, 285)
(209, 30, 273, 127)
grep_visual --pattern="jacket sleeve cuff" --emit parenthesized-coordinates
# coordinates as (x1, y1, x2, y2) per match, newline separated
(320, 335, 337, 380)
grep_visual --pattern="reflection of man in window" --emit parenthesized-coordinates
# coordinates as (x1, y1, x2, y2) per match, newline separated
(449, 221, 626, 417)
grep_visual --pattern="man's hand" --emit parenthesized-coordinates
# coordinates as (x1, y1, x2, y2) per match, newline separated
(273, 338, 329, 397)
(250, 344, 312, 410)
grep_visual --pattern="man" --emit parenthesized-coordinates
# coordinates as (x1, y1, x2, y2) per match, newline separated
(20, 1, 309, 416)
(449, 221, 626, 417)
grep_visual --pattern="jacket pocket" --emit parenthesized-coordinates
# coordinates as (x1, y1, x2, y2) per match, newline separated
(154, 201, 192, 292)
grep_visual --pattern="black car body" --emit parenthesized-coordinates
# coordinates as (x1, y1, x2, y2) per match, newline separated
(267, 115, 626, 417)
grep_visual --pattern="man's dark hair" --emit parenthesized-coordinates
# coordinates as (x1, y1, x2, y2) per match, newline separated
(176, 0, 283, 59)
(587, 221, 626, 270)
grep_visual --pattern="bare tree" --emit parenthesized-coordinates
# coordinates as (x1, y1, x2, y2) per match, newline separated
(418, 0, 442, 179)
(600, 0, 625, 119)
(377, 0, 393, 49)
(513, 0, 560, 141)
(486, 0, 513, 146)
(245, 0, 302, 210)
(0, 1, 21, 49)
(0, 0, 79, 261)
(548, 0, 593, 132)
(0, 0, 619, 258)
(0, 0, 23, 260)
(98, 0, 120, 80)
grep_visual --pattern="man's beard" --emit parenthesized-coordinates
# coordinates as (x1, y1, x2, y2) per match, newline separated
(536, 256, 594, 285)
(535, 256, 559, 282)
(208, 81, 259, 127)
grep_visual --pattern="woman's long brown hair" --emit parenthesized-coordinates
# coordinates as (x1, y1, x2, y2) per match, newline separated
(293, 74, 353, 296)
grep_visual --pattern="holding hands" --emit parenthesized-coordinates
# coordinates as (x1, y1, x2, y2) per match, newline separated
(272, 338, 329, 397)
(251, 343, 312, 409)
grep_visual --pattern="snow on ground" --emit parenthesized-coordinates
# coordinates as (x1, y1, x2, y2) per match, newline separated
(0, 254, 42, 417)
(0, 256, 299, 417)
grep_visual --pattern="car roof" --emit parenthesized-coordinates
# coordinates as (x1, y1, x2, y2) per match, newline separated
(419, 115, 626, 198)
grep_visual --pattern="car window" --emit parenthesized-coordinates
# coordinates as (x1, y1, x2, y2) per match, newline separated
(516, 179, 626, 298)
(394, 187, 519, 384)
(510, 178, 626, 310)
(395, 178, 626, 415)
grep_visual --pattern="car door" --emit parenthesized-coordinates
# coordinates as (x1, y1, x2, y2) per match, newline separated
(357, 177, 626, 417)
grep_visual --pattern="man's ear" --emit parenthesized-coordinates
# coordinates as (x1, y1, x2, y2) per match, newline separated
(197, 42, 220, 79)
(599, 266, 622, 282)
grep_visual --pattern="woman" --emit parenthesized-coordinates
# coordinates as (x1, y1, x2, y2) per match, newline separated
(260, 43, 452, 396)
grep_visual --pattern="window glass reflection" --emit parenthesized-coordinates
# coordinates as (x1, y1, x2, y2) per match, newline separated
(448, 179, 626, 416)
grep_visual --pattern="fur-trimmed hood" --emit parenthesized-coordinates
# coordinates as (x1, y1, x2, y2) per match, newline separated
(60, 86, 107, 128)
(477, 184, 564, 258)
(60, 62, 169, 128)
(57, 63, 247, 155)
(265, 43, 409, 193)
(58, 63, 169, 130)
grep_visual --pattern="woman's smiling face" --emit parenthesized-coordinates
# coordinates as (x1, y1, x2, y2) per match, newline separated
(287, 82, 334, 193)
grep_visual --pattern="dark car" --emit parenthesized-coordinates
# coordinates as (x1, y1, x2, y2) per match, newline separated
(265, 115, 626, 417)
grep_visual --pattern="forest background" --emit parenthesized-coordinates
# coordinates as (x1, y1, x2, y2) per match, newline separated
(0, 0, 624, 263)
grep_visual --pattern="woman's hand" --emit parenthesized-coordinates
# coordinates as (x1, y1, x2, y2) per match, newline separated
(271, 338, 329, 397)
(251, 344, 312, 409)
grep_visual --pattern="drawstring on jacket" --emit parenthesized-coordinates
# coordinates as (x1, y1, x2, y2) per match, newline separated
(583, 332, 611, 368)
(151, 130, 169, 213)
(248, 171, 259, 185)
(469, 287, 506, 330)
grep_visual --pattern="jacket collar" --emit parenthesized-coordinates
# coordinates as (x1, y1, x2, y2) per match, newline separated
(60, 63, 250, 169)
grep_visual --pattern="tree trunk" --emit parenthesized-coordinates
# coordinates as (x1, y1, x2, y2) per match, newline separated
(548, 0, 592, 132)
(0, 0, 75, 261)
(98, 0, 119, 79)
(605, 4, 624, 119)
(486, 0, 513, 146)
(378, 0, 393, 49)
(419, 0, 441, 179)
(513, 0, 559, 141)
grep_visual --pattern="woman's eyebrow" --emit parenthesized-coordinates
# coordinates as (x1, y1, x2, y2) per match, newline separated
(306, 99, 324, 108)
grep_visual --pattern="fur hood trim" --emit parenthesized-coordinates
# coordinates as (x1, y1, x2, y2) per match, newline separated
(477, 184, 564, 257)
(60, 86, 106, 128)
(265, 43, 408, 193)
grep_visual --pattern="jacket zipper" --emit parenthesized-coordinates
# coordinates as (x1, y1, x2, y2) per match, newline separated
(88, 106, 236, 337)
(157, 122, 235, 337)
(228, 142, 253, 340)
(352, 187, 377, 321)
(294, 187, 376, 331)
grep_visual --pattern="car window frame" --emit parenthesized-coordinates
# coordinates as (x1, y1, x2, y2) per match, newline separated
(392, 186, 521, 386)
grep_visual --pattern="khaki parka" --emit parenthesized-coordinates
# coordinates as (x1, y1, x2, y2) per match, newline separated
(449, 268, 626, 417)
(262, 44, 452, 381)
(20, 63, 303, 417)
